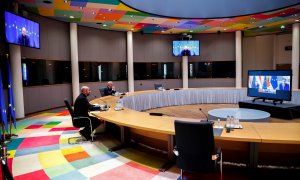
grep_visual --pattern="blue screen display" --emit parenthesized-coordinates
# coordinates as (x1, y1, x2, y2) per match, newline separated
(5, 11, 40, 49)
(248, 70, 292, 101)
(172, 40, 199, 56)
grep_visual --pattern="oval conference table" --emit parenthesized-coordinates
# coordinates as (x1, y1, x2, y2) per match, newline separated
(90, 88, 300, 171)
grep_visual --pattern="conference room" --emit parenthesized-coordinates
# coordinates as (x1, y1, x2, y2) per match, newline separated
(0, 0, 300, 179)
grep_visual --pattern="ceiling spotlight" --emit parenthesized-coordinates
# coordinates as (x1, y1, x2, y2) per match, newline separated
(64, 0, 68, 3)
(296, 19, 299, 22)
(259, 25, 263, 28)
(103, 24, 107, 27)
(223, 28, 227, 31)
(69, 16, 74, 19)
(280, 25, 285, 29)
(131, 28, 134, 31)
(92, 12, 95, 15)
(161, 30, 165, 33)
(189, 30, 193, 32)
(108, 9, 112, 12)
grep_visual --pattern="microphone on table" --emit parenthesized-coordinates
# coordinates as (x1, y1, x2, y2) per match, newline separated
(149, 112, 164, 116)
(94, 96, 110, 110)
(199, 108, 213, 124)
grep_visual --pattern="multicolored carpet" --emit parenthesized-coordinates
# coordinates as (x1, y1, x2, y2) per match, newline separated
(3, 108, 180, 180)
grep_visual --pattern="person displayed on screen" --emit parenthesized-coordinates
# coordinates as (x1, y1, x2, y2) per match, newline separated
(18, 27, 30, 46)
(279, 78, 290, 91)
(181, 46, 191, 56)
(74, 86, 102, 140)
(104, 81, 116, 96)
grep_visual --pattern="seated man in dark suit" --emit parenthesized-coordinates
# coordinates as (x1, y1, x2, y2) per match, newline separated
(181, 46, 191, 56)
(103, 81, 116, 96)
(18, 27, 30, 46)
(74, 86, 102, 140)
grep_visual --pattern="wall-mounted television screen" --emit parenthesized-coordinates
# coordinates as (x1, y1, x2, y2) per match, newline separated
(5, 11, 40, 49)
(248, 70, 292, 101)
(172, 40, 199, 56)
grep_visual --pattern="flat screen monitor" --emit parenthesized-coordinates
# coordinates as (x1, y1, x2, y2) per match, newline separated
(247, 70, 292, 101)
(172, 40, 199, 56)
(4, 11, 40, 49)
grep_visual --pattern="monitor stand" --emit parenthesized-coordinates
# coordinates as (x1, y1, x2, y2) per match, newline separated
(252, 98, 283, 105)
(272, 99, 283, 105)
(252, 97, 265, 103)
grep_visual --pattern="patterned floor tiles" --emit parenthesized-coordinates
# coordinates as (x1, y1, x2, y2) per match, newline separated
(3, 108, 179, 180)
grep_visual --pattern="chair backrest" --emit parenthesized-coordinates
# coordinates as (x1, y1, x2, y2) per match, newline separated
(154, 84, 163, 90)
(64, 98, 75, 119)
(174, 120, 215, 172)
(99, 87, 106, 97)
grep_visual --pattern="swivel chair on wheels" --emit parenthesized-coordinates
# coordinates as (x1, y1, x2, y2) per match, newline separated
(64, 98, 94, 144)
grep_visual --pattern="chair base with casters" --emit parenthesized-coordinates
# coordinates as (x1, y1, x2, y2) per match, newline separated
(67, 116, 94, 145)
(68, 128, 88, 144)
(175, 146, 222, 180)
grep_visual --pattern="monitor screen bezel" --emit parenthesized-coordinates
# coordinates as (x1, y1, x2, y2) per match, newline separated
(247, 69, 293, 101)
(4, 10, 41, 49)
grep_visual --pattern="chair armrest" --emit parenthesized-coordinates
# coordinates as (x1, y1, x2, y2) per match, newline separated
(215, 146, 222, 159)
(74, 116, 91, 121)
(173, 146, 179, 156)
(216, 146, 222, 155)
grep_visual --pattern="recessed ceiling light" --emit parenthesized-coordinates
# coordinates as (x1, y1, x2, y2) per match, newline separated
(70, 16, 74, 19)
(280, 25, 285, 29)
(43, 0, 52, 4)
(223, 28, 227, 31)
(92, 12, 95, 15)
(189, 30, 193, 32)
(259, 25, 264, 28)
(161, 30, 165, 33)
(103, 24, 107, 27)
(108, 9, 112, 12)
(64, 0, 68, 3)
(131, 28, 134, 31)
(295, 19, 299, 22)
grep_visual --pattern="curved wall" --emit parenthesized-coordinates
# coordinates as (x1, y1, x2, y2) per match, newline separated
(14, 13, 294, 114)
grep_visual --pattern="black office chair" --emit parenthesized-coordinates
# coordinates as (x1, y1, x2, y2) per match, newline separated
(99, 87, 106, 97)
(174, 120, 222, 180)
(154, 84, 163, 90)
(64, 98, 94, 144)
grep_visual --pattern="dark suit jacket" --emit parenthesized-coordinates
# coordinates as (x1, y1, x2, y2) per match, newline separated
(181, 49, 191, 56)
(104, 87, 116, 96)
(279, 83, 290, 91)
(74, 93, 99, 117)
(18, 35, 29, 46)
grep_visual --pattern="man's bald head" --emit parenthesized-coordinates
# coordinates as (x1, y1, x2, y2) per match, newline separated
(81, 86, 91, 96)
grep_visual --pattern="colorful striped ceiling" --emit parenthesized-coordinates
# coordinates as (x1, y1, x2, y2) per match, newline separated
(16, 0, 300, 36)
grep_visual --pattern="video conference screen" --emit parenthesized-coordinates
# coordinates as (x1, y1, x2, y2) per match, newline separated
(248, 70, 292, 101)
(172, 40, 200, 56)
(5, 11, 40, 49)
